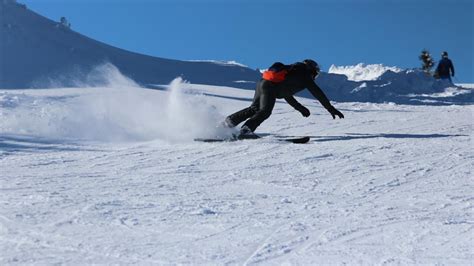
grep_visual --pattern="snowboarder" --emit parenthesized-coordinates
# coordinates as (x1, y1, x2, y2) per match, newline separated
(435, 51, 455, 82)
(224, 59, 344, 138)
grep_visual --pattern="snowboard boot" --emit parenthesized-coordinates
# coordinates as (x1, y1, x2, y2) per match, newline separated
(238, 125, 260, 139)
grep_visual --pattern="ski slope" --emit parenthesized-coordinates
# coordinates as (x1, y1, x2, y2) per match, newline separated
(0, 79, 473, 264)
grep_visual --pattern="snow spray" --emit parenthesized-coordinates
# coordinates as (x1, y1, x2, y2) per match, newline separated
(0, 64, 233, 142)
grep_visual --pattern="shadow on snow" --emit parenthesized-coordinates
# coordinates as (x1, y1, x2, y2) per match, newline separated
(0, 135, 96, 155)
(275, 133, 468, 142)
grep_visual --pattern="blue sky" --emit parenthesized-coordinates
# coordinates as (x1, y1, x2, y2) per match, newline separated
(22, 0, 473, 82)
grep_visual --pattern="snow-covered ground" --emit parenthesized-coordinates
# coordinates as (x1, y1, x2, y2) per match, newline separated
(1, 78, 472, 264)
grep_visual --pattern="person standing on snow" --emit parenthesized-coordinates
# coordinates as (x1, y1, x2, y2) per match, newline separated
(435, 51, 455, 83)
(224, 59, 344, 138)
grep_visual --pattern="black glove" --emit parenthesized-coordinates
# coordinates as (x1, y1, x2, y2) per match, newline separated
(299, 107, 310, 117)
(328, 106, 344, 119)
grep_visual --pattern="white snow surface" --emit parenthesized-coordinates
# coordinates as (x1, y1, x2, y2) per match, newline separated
(328, 63, 402, 81)
(457, 83, 474, 89)
(1, 76, 473, 264)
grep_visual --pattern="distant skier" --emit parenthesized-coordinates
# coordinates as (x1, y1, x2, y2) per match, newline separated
(224, 59, 344, 138)
(435, 51, 455, 82)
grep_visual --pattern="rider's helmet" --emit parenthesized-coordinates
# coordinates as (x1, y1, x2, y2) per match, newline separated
(303, 59, 320, 79)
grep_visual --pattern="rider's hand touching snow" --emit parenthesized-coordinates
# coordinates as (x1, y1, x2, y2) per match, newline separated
(328, 106, 344, 119)
(299, 107, 310, 117)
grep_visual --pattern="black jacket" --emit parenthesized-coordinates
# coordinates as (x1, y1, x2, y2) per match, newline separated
(269, 62, 332, 111)
(436, 58, 455, 77)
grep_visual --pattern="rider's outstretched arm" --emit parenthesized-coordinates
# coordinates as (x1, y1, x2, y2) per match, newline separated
(307, 79, 344, 119)
(285, 96, 310, 117)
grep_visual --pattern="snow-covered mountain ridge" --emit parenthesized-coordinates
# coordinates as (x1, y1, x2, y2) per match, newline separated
(328, 63, 402, 81)
(0, 1, 260, 89)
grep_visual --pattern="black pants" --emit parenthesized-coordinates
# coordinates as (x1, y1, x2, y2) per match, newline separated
(226, 80, 276, 132)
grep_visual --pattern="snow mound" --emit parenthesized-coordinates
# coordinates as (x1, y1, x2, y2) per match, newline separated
(328, 63, 402, 81)
(456, 83, 474, 89)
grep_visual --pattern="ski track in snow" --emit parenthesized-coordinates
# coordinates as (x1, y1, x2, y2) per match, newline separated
(0, 85, 473, 264)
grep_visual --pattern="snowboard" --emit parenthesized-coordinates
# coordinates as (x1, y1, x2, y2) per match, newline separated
(194, 136, 310, 144)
